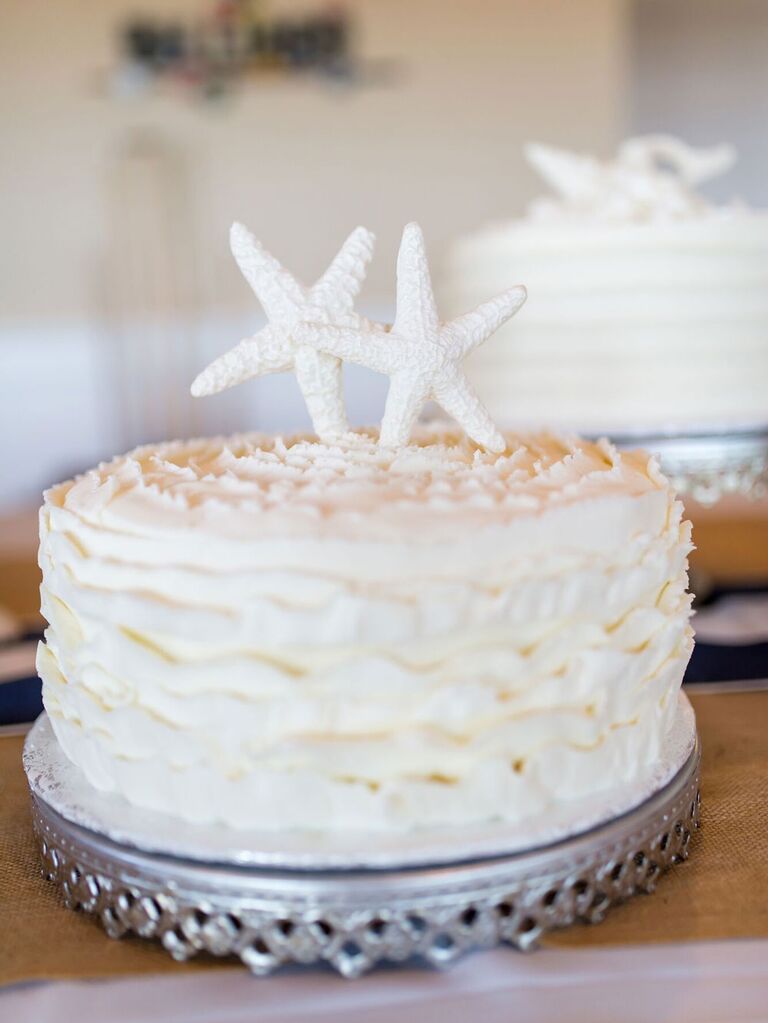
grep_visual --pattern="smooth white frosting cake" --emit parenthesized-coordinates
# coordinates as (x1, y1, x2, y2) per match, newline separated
(37, 427, 693, 831)
(445, 136, 768, 433)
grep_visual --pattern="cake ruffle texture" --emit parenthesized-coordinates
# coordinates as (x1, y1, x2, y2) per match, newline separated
(37, 427, 693, 830)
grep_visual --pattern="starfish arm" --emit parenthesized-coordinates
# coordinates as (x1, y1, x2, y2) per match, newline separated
(379, 373, 432, 448)
(293, 347, 348, 440)
(190, 326, 292, 397)
(308, 226, 375, 319)
(230, 222, 306, 323)
(432, 367, 506, 453)
(445, 286, 527, 358)
(295, 323, 398, 376)
(392, 222, 440, 341)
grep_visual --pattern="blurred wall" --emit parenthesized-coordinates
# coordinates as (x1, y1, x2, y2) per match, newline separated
(0, 0, 630, 508)
(632, 0, 768, 204)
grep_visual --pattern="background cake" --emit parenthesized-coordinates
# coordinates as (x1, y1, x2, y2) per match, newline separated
(37, 427, 693, 831)
(444, 136, 768, 434)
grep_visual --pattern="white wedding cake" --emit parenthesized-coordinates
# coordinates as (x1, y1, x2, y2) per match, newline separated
(444, 137, 768, 434)
(36, 219, 693, 832)
(37, 428, 692, 831)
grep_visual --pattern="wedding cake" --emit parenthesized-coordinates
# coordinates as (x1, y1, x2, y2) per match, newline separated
(445, 136, 768, 433)
(37, 219, 693, 832)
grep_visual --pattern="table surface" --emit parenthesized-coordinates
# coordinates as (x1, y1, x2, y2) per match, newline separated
(2, 941, 767, 1023)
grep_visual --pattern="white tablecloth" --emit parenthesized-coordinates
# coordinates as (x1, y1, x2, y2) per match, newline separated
(3, 941, 768, 1023)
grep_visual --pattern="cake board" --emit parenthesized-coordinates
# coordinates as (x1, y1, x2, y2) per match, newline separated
(24, 695, 700, 978)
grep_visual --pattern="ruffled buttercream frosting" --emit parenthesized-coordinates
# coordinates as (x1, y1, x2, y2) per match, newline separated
(38, 426, 693, 830)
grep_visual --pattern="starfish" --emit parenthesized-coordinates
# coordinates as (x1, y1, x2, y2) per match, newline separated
(526, 137, 736, 216)
(190, 222, 375, 441)
(296, 223, 526, 452)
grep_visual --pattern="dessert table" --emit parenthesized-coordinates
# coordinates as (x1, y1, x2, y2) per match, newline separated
(1, 942, 767, 1023)
(1, 505, 768, 1020)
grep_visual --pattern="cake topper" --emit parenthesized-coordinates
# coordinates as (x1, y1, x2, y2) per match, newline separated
(526, 135, 736, 221)
(298, 223, 526, 452)
(193, 220, 525, 452)
(191, 221, 375, 440)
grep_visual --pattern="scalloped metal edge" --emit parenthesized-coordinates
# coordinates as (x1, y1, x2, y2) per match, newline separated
(29, 739, 701, 978)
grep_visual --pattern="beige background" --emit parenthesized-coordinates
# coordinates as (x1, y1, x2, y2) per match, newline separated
(0, 0, 630, 502)
(2, 0, 768, 508)
(0, 0, 629, 321)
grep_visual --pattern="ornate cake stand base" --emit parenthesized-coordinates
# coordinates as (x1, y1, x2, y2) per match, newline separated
(608, 426, 768, 505)
(28, 737, 701, 978)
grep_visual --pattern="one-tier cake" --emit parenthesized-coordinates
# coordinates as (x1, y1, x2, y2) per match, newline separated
(37, 220, 694, 833)
(444, 136, 768, 433)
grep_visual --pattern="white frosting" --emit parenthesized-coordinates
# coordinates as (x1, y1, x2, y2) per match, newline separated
(445, 138, 768, 432)
(37, 427, 693, 831)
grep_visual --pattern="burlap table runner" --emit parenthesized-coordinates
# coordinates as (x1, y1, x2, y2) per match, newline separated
(1, 691, 766, 986)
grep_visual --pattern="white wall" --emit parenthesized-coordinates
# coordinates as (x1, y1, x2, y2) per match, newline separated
(0, 0, 630, 507)
(631, 0, 768, 204)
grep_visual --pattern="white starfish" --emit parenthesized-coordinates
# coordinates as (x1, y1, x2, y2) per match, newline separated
(296, 223, 526, 452)
(191, 222, 375, 441)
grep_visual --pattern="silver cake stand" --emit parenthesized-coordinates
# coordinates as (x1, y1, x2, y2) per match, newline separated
(609, 425, 768, 506)
(25, 701, 701, 978)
